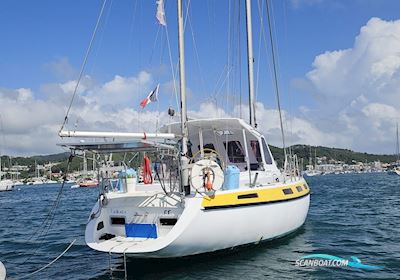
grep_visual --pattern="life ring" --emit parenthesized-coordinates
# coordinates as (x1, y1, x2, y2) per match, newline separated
(190, 159, 224, 191)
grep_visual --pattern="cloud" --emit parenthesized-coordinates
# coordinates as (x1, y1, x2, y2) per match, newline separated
(295, 17, 400, 153)
(0, 71, 156, 155)
(44, 57, 77, 80)
(92, 71, 152, 108)
(5, 15, 400, 157)
(0, 73, 329, 156)
(187, 102, 336, 148)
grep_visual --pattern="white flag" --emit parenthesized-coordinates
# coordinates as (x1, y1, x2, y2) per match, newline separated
(156, 0, 166, 26)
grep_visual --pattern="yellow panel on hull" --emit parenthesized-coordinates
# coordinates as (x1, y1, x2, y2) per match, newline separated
(202, 182, 310, 209)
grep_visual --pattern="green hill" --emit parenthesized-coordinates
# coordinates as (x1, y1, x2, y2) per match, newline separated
(269, 145, 397, 167)
(1, 145, 397, 175)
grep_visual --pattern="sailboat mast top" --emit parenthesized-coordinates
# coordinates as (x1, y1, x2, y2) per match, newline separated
(245, 0, 256, 128)
(177, 0, 188, 155)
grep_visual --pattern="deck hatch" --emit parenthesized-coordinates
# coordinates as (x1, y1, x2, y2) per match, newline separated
(238, 193, 259, 199)
(111, 217, 126, 225)
(282, 188, 293, 195)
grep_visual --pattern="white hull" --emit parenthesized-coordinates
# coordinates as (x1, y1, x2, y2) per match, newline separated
(32, 181, 44, 185)
(388, 168, 400, 175)
(0, 261, 5, 280)
(0, 180, 14, 192)
(85, 179, 310, 258)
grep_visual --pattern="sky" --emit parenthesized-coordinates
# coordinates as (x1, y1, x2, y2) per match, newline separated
(1, 0, 400, 156)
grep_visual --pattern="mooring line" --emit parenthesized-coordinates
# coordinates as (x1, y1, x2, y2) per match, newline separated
(16, 239, 76, 279)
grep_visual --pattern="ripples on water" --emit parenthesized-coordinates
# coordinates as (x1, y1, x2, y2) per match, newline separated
(0, 173, 399, 279)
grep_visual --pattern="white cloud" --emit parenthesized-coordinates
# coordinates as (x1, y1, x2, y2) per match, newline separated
(295, 17, 400, 153)
(92, 71, 152, 107)
(187, 102, 336, 148)
(44, 57, 77, 80)
(0, 75, 330, 156)
(6, 16, 400, 156)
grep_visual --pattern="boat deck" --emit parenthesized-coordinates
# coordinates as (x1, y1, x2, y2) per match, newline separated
(92, 236, 167, 254)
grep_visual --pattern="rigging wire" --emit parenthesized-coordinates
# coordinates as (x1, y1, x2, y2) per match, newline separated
(16, 239, 76, 280)
(188, 9, 207, 98)
(60, 0, 108, 132)
(255, 0, 264, 102)
(231, 0, 239, 117)
(281, 0, 295, 164)
(238, 0, 243, 118)
(164, 19, 180, 110)
(256, 0, 276, 107)
(149, 26, 162, 65)
(87, 0, 114, 77)
(5, 155, 74, 267)
(0, 115, 6, 161)
(226, 0, 231, 117)
(128, 0, 139, 54)
(265, 0, 287, 164)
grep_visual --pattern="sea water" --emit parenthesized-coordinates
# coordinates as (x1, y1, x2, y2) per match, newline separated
(0, 173, 399, 279)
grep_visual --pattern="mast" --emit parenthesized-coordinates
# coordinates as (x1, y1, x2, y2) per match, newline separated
(397, 123, 399, 162)
(177, 0, 190, 193)
(83, 151, 88, 176)
(177, 0, 188, 152)
(245, 0, 256, 127)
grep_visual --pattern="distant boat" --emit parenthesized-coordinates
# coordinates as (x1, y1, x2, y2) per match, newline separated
(303, 170, 322, 177)
(0, 179, 14, 192)
(12, 180, 24, 186)
(31, 178, 45, 185)
(0, 157, 14, 191)
(389, 123, 400, 176)
(45, 179, 58, 184)
(79, 179, 98, 188)
(393, 167, 400, 175)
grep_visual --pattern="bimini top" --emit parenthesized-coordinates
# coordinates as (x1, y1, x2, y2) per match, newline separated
(160, 118, 263, 137)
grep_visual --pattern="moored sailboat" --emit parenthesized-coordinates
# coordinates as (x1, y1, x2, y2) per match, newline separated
(0, 157, 14, 192)
(59, 0, 310, 258)
(389, 123, 400, 175)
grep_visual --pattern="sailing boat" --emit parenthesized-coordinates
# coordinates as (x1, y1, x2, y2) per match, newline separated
(389, 123, 400, 175)
(0, 156, 14, 192)
(304, 146, 321, 177)
(59, 0, 310, 258)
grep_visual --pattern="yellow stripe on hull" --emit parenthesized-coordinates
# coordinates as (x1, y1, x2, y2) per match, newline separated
(202, 182, 310, 209)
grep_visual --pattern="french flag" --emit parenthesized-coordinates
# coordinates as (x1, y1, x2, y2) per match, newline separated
(140, 84, 159, 109)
